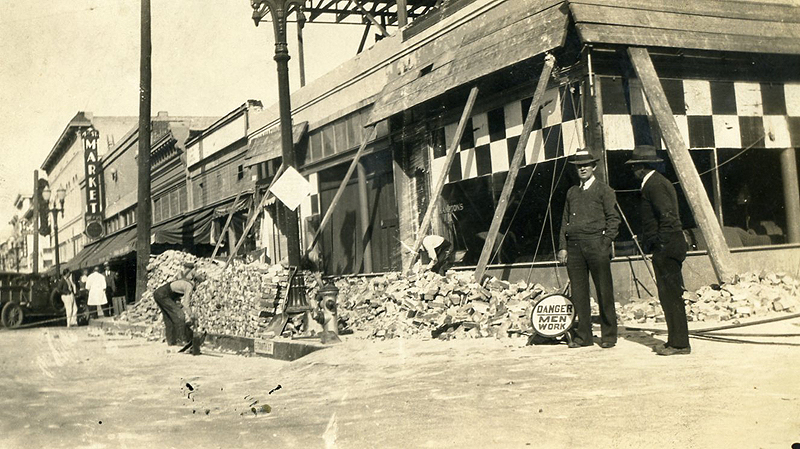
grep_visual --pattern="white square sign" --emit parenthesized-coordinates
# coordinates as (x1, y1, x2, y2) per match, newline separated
(270, 166, 312, 211)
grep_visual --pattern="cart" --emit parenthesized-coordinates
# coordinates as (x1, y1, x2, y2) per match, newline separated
(0, 271, 68, 328)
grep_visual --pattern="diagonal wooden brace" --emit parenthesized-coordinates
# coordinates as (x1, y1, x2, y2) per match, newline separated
(474, 54, 556, 283)
(404, 86, 479, 272)
(627, 47, 734, 283)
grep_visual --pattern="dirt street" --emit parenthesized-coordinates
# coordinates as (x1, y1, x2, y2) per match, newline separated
(0, 322, 798, 449)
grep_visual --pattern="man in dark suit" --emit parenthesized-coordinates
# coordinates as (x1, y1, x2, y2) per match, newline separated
(626, 145, 691, 356)
(557, 150, 620, 349)
(103, 262, 118, 312)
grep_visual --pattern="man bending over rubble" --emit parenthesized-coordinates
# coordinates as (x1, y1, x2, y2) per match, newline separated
(153, 262, 199, 346)
(420, 234, 453, 275)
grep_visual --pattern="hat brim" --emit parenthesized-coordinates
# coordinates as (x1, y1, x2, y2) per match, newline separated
(568, 157, 600, 165)
(624, 157, 663, 165)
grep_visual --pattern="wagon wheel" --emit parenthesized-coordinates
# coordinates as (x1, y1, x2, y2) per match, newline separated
(50, 289, 65, 312)
(1, 302, 24, 329)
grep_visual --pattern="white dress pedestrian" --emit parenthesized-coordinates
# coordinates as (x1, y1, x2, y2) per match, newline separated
(86, 271, 107, 306)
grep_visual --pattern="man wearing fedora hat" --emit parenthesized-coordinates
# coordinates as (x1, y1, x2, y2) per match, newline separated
(626, 145, 690, 356)
(558, 149, 620, 349)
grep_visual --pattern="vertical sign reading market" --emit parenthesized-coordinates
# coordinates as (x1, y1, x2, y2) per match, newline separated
(82, 127, 105, 239)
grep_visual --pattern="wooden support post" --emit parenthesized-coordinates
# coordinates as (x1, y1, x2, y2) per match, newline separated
(354, 0, 389, 37)
(227, 226, 238, 257)
(224, 165, 285, 268)
(780, 147, 800, 243)
(474, 55, 556, 283)
(305, 125, 378, 256)
(357, 160, 373, 273)
(135, 0, 152, 302)
(627, 47, 735, 283)
(583, 47, 606, 182)
(296, 9, 306, 88)
(32, 170, 39, 274)
(396, 0, 408, 27)
(712, 147, 724, 224)
(403, 86, 479, 272)
(211, 189, 244, 259)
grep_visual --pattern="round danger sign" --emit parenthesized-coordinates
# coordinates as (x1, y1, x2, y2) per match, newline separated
(530, 294, 575, 337)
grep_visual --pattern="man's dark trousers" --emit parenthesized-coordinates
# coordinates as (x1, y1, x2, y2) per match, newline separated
(153, 293, 187, 345)
(566, 238, 616, 345)
(652, 232, 689, 348)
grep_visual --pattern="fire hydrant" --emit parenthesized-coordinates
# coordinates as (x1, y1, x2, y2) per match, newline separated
(316, 283, 341, 344)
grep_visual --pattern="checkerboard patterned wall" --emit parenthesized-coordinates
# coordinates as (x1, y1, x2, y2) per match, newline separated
(431, 83, 585, 184)
(600, 77, 800, 151)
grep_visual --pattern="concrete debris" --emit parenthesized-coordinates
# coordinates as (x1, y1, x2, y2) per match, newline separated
(117, 252, 799, 342)
(619, 270, 800, 325)
(333, 271, 549, 340)
(116, 250, 305, 340)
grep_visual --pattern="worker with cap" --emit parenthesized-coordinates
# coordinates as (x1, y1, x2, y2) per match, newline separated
(626, 145, 690, 356)
(557, 149, 620, 349)
(153, 261, 200, 346)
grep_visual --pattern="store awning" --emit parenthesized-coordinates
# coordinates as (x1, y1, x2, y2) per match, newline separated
(213, 193, 253, 218)
(245, 122, 308, 167)
(152, 207, 216, 246)
(66, 227, 137, 271)
(366, 0, 569, 125)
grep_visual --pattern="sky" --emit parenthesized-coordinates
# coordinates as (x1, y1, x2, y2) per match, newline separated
(0, 0, 371, 239)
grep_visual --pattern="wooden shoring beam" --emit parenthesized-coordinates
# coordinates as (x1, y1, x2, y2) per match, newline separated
(403, 86, 479, 272)
(627, 46, 734, 283)
(396, 0, 409, 21)
(354, 0, 390, 36)
(224, 164, 286, 268)
(305, 125, 379, 256)
(474, 54, 556, 283)
(358, 21, 372, 53)
(211, 188, 245, 259)
(356, 160, 374, 272)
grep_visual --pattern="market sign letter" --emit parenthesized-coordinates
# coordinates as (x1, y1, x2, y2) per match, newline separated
(83, 128, 105, 238)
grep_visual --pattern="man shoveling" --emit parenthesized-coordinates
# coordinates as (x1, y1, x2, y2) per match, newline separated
(153, 262, 204, 353)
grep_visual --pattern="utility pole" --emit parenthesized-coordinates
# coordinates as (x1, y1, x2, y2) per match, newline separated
(32, 170, 39, 275)
(135, 0, 152, 301)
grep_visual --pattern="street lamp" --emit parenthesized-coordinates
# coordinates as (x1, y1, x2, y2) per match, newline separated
(41, 186, 66, 274)
(251, 0, 302, 268)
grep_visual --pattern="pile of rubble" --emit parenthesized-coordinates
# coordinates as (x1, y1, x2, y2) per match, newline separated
(116, 250, 297, 339)
(117, 251, 799, 342)
(334, 271, 550, 340)
(619, 270, 799, 325)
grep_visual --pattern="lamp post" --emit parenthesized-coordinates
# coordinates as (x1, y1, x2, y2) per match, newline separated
(251, 0, 302, 267)
(41, 186, 66, 274)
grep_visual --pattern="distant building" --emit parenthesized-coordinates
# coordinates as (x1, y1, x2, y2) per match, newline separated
(40, 112, 138, 269)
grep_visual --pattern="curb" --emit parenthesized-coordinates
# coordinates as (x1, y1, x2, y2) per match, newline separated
(88, 318, 328, 361)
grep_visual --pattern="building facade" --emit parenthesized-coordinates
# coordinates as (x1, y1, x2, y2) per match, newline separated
(247, 0, 799, 298)
(40, 112, 138, 269)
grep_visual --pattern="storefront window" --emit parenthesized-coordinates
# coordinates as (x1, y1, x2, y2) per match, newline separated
(718, 148, 788, 245)
(440, 158, 571, 265)
(608, 148, 723, 254)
